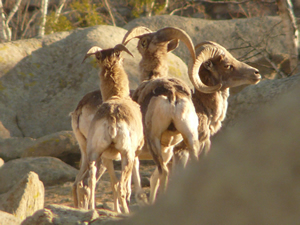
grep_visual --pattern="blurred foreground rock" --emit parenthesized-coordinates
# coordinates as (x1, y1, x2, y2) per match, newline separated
(93, 77, 300, 225)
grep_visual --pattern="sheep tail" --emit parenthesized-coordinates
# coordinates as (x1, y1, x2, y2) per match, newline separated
(109, 116, 117, 139)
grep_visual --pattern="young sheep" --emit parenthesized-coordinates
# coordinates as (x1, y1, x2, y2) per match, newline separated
(77, 44, 144, 213)
(122, 26, 202, 203)
(173, 41, 261, 165)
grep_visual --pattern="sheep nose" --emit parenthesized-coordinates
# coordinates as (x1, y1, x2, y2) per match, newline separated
(254, 69, 261, 79)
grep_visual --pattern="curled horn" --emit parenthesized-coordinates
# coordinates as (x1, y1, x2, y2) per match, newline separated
(114, 44, 134, 58)
(154, 27, 196, 62)
(188, 41, 223, 93)
(82, 46, 102, 63)
(122, 26, 153, 45)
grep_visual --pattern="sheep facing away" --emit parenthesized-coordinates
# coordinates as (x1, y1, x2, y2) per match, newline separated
(173, 41, 261, 164)
(71, 26, 201, 206)
(122, 26, 202, 203)
(73, 44, 144, 213)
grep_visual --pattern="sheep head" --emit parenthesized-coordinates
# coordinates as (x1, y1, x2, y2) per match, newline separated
(122, 26, 195, 60)
(82, 44, 133, 67)
(189, 41, 261, 93)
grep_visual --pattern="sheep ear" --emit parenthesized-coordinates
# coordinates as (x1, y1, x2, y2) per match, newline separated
(82, 46, 102, 63)
(167, 39, 179, 52)
(114, 44, 134, 58)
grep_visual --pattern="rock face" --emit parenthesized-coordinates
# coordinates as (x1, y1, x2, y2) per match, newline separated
(0, 171, 44, 221)
(0, 210, 21, 225)
(0, 137, 35, 161)
(0, 157, 77, 194)
(124, 15, 287, 65)
(21, 131, 80, 167)
(0, 25, 188, 139)
(225, 74, 300, 127)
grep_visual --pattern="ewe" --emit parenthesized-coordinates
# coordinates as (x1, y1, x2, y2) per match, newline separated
(73, 44, 144, 213)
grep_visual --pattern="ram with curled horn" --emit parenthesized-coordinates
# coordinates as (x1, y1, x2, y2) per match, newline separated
(173, 41, 261, 166)
(123, 26, 202, 204)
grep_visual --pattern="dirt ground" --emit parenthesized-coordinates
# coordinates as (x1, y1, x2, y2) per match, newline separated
(44, 161, 156, 209)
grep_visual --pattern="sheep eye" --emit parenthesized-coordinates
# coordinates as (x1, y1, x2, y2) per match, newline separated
(225, 65, 232, 70)
(141, 39, 147, 48)
(95, 52, 101, 60)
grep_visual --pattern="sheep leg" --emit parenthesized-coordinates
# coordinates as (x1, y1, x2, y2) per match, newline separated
(147, 137, 169, 204)
(172, 149, 189, 172)
(173, 109, 200, 162)
(132, 156, 148, 206)
(149, 144, 174, 204)
(149, 168, 160, 204)
(119, 151, 135, 214)
(72, 135, 88, 207)
(88, 161, 97, 209)
(103, 158, 122, 213)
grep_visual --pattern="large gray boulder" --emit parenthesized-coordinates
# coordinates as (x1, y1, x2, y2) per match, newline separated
(21, 131, 80, 167)
(0, 157, 77, 194)
(0, 171, 44, 221)
(124, 15, 287, 65)
(0, 137, 35, 161)
(0, 25, 188, 139)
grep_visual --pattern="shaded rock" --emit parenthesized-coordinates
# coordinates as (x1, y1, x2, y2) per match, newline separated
(0, 25, 188, 138)
(21, 204, 124, 225)
(0, 171, 44, 221)
(0, 210, 21, 225)
(22, 131, 80, 168)
(0, 157, 77, 194)
(96, 76, 300, 225)
(0, 137, 35, 161)
(225, 74, 300, 127)
(124, 15, 287, 65)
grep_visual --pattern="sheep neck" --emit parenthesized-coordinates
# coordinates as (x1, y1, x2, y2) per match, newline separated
(99, 64, 130, 101)
(139, 53, 169, 82)
(193, 88, 229, 135)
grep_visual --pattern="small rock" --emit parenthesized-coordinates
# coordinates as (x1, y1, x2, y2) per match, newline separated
(0, 171, 44, 221)
(0, 210, 21, 225)
(0, 121, 10, 139)
(0, 158, 4, 168)
(21, 204, 100, 225)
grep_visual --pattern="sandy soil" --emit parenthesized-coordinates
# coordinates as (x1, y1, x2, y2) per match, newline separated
(44, 161, 156, 209)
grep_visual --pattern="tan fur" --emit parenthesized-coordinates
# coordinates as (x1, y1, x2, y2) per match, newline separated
(128, 27, 200, 204)
(174, 41, 261, 160)
(74, 45, 144, 213)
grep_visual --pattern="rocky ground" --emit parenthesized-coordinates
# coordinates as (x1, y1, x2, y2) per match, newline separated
(44, 161, 156, 210)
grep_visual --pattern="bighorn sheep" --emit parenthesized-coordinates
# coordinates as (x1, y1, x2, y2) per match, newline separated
(173, 41, 261, 164)
(74, 44, 144, 213)
(122, 26, 202, 203)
